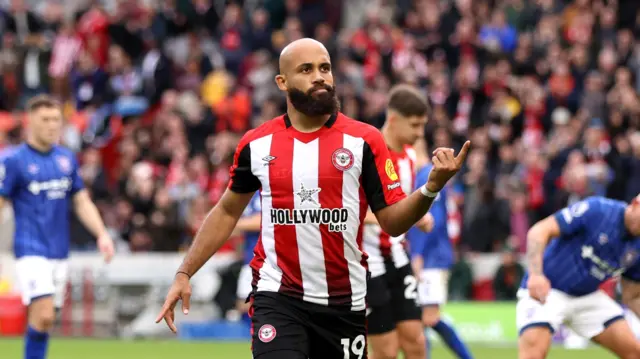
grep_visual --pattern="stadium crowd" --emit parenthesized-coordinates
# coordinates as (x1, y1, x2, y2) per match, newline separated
(1, 0, 640, 301)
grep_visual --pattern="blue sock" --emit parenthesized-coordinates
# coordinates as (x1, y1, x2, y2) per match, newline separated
(25, 326, 49, 359)
(433, 320, 473, 359)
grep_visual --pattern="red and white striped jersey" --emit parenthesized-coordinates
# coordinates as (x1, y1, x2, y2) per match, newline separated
(228, 113, 406, 311)
(364, 145, 417, 277)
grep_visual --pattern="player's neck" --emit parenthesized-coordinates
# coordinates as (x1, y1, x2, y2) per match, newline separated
(286, 109, 331, 133)
(381, 126, 404, 153)
(26, 138, 53, 153)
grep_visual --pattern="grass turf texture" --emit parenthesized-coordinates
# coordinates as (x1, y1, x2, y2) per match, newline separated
(0, 338, 617, 358)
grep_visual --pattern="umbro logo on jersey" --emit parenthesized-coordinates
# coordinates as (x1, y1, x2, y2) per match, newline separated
(262, 155, 276, 166)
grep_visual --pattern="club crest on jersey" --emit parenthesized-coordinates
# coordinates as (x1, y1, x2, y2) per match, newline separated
(385, 159, 398, 181)
(332, 148, 354, 171)
(258, 324, 277, 343)
(56, 156, 71, 174)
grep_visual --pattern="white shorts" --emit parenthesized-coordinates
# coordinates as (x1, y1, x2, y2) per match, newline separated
(236, 264, 253, 300)
(625, 308, 640, 339)
(15, 256, 69, 308)
(418, 269, 449, 306)
(516, 288, 624, 339)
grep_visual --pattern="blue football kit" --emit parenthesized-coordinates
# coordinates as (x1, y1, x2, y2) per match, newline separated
(0, 143, 84, 259)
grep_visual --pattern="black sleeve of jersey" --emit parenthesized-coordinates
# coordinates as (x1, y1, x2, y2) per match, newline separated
(361, 141, 387, 212)
(229, 143, 261, 193)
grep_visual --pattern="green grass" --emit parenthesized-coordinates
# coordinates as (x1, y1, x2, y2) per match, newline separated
(0, 338, 617, 358)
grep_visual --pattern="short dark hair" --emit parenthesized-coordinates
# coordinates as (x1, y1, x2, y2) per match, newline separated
(387, 85, 430, 117)
(26, 94, 60, 113)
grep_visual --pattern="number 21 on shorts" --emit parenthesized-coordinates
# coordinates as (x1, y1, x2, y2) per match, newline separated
(341, 335, 366, 359)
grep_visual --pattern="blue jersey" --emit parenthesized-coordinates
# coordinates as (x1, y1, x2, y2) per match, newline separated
(407, 164, 454, 269)
(520, 196, 640, 296)
(242, 192, 261, 264)
(0, 143, 84, 259)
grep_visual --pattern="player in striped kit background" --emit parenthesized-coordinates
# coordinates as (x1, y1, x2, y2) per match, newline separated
(157, 38, 470, 359)
(363, 85, 432, 359)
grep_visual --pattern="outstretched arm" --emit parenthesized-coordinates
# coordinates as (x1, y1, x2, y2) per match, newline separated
(178, 189, 255, 277)
(73, 190, 108, 238)
(157, 131, 261, 333)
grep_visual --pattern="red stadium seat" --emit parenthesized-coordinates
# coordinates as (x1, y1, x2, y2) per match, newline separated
(0, 294, 26, 336)
(471, 279, 495, 301)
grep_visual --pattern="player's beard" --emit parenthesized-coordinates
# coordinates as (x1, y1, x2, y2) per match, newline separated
(287, 84, 339, 117)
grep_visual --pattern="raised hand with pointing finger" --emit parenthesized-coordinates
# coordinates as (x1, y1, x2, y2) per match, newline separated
(425, 140, 471, 193)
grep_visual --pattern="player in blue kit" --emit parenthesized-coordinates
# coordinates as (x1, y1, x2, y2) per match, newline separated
(518, 195, 640, 359)
(408, 163, 473, 359)
(0, 95, 114, 359)
(234, 192, 262, 320)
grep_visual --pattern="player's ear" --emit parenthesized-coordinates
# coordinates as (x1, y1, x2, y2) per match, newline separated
(275, 74, 287, 91)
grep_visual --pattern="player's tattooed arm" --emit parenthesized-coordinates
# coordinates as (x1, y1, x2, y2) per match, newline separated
(621, 279, 640, 317)
(526, 215, 561, 275)
(177, 190, 255, 277)
(527, 240, 544, 275)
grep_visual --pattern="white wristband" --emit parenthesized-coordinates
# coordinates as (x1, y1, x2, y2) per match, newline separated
(420, 186, 438, 198)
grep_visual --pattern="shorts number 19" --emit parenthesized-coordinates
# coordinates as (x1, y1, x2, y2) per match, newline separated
(341, 335, 365, 359)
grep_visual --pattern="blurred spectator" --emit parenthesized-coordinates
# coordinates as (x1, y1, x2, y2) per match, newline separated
(479, 9, 518, 54)
(492, 246, 525, 301)
(448, 249, 473, 302)
(71, 50, 108, 110)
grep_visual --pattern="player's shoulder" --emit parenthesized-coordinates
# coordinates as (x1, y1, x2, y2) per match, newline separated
(333, 113, 384, 143)
(580, 196, 622, 211)
(50, 145, 75, 158)
(564, 196, 623, 220)
(334, 112, 380, 135)
(237, 115, 287, 149)
(0, 144, 25, 163)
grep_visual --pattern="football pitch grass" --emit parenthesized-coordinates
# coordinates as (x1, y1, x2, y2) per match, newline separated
(0, 338, 617, 358)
